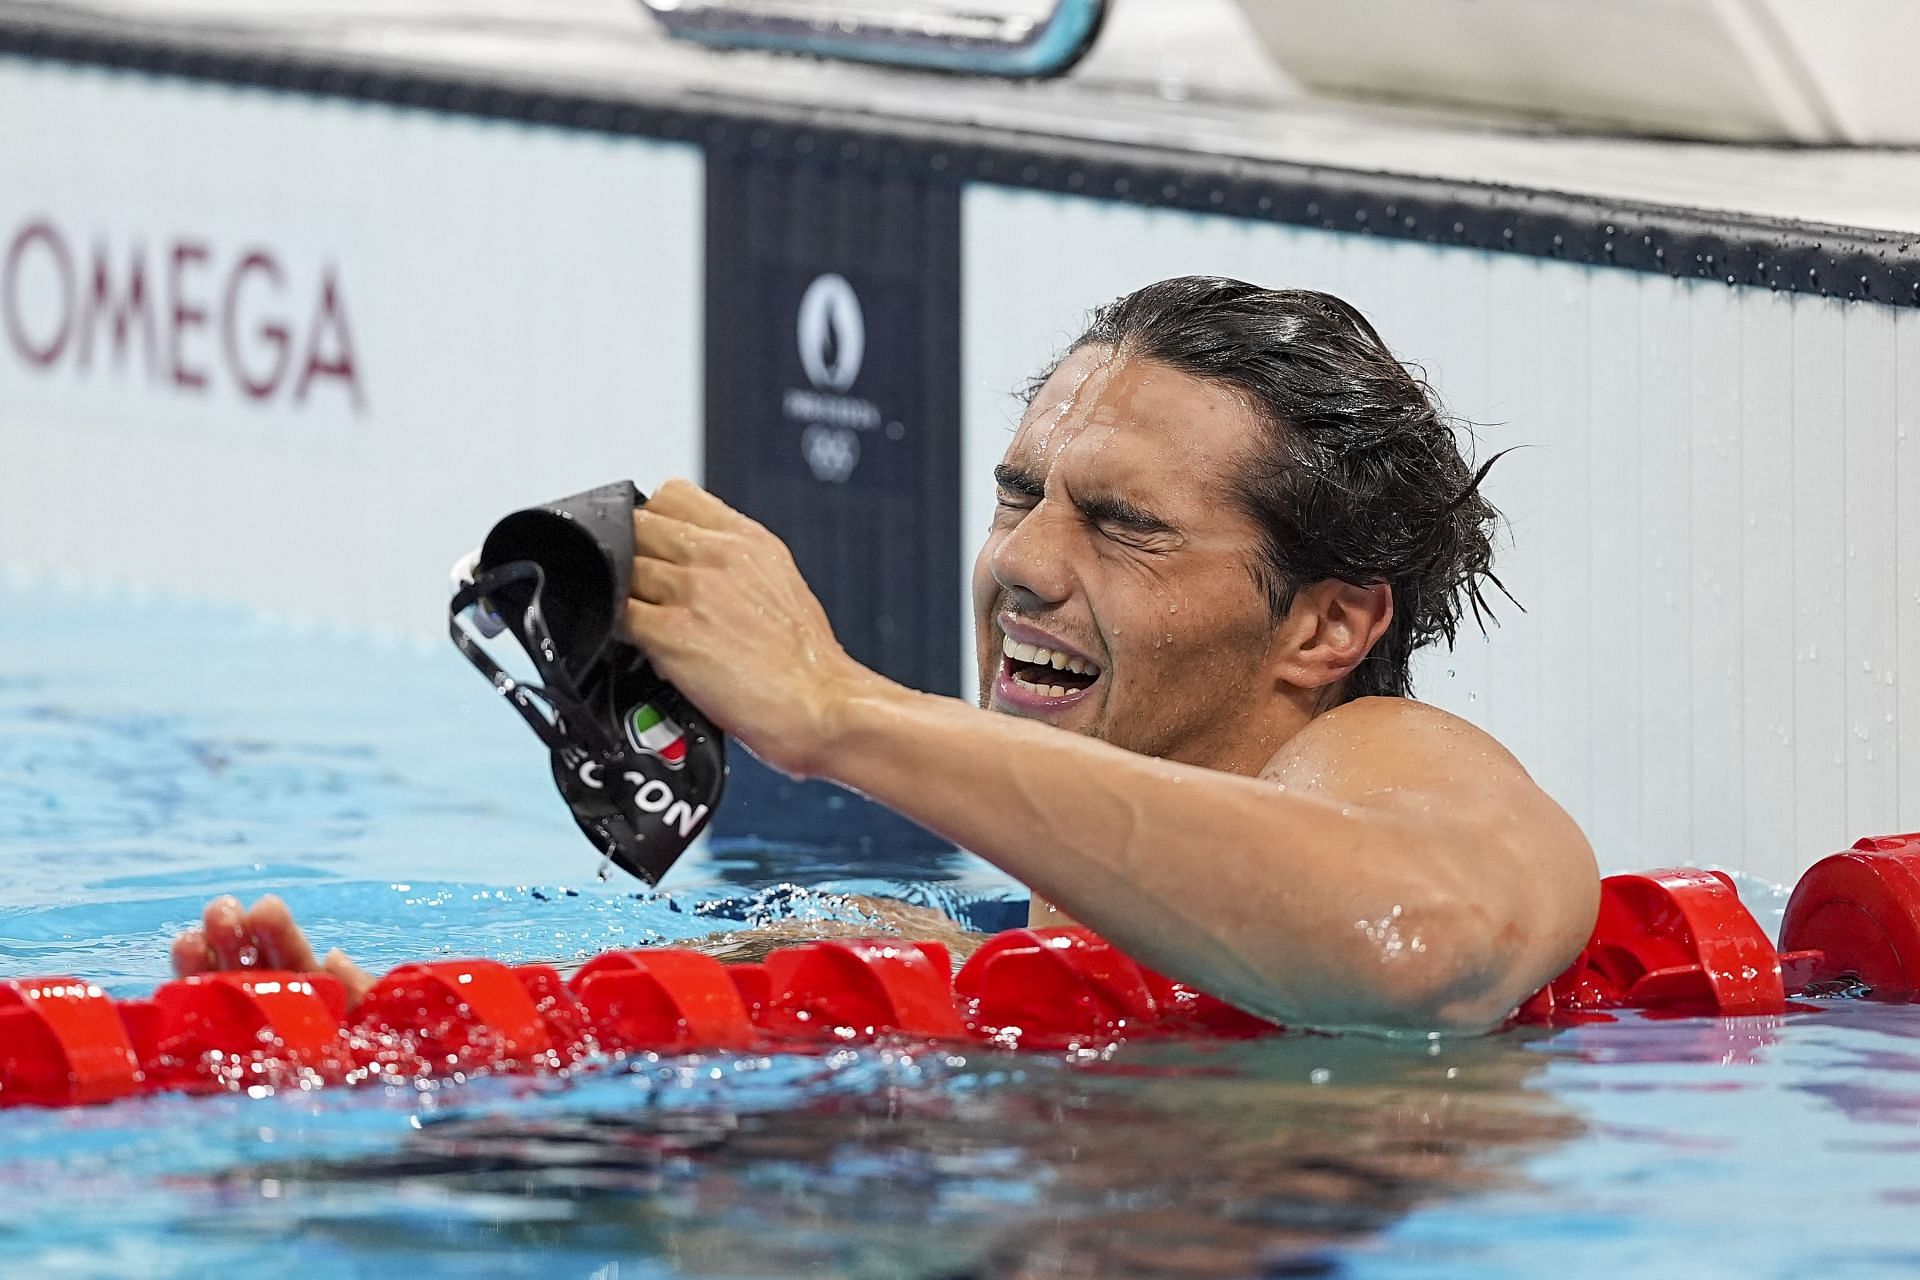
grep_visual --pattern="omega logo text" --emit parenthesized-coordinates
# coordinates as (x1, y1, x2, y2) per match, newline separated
(1, 219, 365, 412)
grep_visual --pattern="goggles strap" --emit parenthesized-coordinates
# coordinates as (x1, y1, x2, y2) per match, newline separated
(449, 562, 616, 759)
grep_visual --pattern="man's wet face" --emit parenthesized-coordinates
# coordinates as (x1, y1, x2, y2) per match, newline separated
(970, 345, 1284, 769)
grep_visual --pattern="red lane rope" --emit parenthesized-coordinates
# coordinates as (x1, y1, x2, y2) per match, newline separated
(7, 834, 1919, 1109)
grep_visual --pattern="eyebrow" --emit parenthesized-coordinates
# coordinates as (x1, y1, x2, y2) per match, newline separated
(993, 463, 1178, 537)
(994, 462, 1046, 499)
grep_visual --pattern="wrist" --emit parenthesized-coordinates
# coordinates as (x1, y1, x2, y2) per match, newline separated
(794, 662, 909, 783)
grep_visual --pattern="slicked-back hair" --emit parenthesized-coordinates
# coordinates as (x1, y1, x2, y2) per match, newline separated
(1042, 276, 1504, 702)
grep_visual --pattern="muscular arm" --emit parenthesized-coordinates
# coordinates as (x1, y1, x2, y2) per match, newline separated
(622, 481, 1600, 1035)
(811, 685, 1595, 1033)
(172, 480, 1597, 1031)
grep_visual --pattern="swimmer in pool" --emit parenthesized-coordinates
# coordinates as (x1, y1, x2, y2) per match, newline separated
(173, 277, 1599, 1033)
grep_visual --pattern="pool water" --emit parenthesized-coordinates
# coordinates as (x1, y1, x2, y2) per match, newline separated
(5, 577, 1920, 1279)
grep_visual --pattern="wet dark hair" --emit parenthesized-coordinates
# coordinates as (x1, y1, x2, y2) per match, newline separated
(1039, 275, 1505, 702)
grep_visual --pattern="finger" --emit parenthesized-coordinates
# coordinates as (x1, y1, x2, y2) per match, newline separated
(247, 895, 321, 972)
(629, 556, 687, 606)
(170, 928, 213, 978)
(618, 597, 677, 648)
(632, 507, 700, 565)
(323, 949, 378, 1010)
(645, 478, 741, 531)
(203, 895, 258, 970)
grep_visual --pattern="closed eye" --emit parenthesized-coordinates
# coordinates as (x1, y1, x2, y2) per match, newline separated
(1096, 523, 1180, 552)
(991, 463, 1181, 548)
(1077, 495, 1180, 548)
(994, 464, 1045, 502)
(993, 464, 1045, 517)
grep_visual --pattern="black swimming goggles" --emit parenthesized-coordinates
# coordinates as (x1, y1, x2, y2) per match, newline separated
(448, 480, 726, 885)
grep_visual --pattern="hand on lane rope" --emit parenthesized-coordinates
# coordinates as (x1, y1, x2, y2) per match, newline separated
(170, 894, 377, 1008)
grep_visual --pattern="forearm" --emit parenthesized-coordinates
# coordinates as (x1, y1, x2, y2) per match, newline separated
(811, 681, 1496, 1030)
(613, 482, 1576, 1030)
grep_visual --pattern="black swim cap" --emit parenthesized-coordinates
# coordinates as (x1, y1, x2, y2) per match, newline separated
(449, 480, 726, 884)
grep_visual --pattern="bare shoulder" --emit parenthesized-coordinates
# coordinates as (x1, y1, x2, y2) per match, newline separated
(1262, 696, 1533, 797)
(1266, 696, 1599, 985)
(1264, 697, 1592, 869)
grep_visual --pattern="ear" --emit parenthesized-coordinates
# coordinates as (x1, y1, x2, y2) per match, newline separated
(1268, 580, 1394, 694)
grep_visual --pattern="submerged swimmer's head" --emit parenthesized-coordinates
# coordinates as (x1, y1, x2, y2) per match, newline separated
(972, 276, 1502, 771)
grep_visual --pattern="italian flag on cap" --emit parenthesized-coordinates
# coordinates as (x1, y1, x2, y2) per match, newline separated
(625, 703, 687, 769)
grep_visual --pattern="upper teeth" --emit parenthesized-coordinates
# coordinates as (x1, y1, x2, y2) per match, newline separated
(1003, 634, 1096, 676)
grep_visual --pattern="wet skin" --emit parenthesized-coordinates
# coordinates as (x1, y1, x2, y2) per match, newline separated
(175, 344, 1599, 1032)
(169, 892, 981, 1010)
(975, 346, 1290, 773)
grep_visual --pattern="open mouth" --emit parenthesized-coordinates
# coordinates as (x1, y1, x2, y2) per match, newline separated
(1000, 633, 1101, 699)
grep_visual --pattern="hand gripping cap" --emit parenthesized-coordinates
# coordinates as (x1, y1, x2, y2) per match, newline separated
(450, 481, 726, 884)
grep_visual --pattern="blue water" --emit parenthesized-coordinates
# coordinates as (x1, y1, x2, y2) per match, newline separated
(5, 577, 1920, 1279)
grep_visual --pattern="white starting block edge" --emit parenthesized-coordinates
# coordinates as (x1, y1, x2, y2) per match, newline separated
(1242, 0, 1920, 147)
(3, 0, 1920, 238)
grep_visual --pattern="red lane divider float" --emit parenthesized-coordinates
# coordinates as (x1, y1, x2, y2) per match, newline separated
(130, 971, 354, 1093)
(9, 833, 1920, 1108)
(957, 928, 1161, 1047)
(1527, 868, 1786, 1020)
(571, 949, 756, 1052)
(953, 927, 1276, 1046)
(0, 978, 142, 1106)
(760, 940, 966, 1042)
(354, 960, 558, 1078)
(1780, 833, 1920, 999)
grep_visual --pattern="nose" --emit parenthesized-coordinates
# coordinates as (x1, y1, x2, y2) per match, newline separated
(989, 499, 1077, 609)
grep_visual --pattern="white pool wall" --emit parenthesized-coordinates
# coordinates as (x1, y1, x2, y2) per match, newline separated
(962, 187, 1920, 886)
(4, 53, 1916, 888)
(0, 60, 705, 641)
